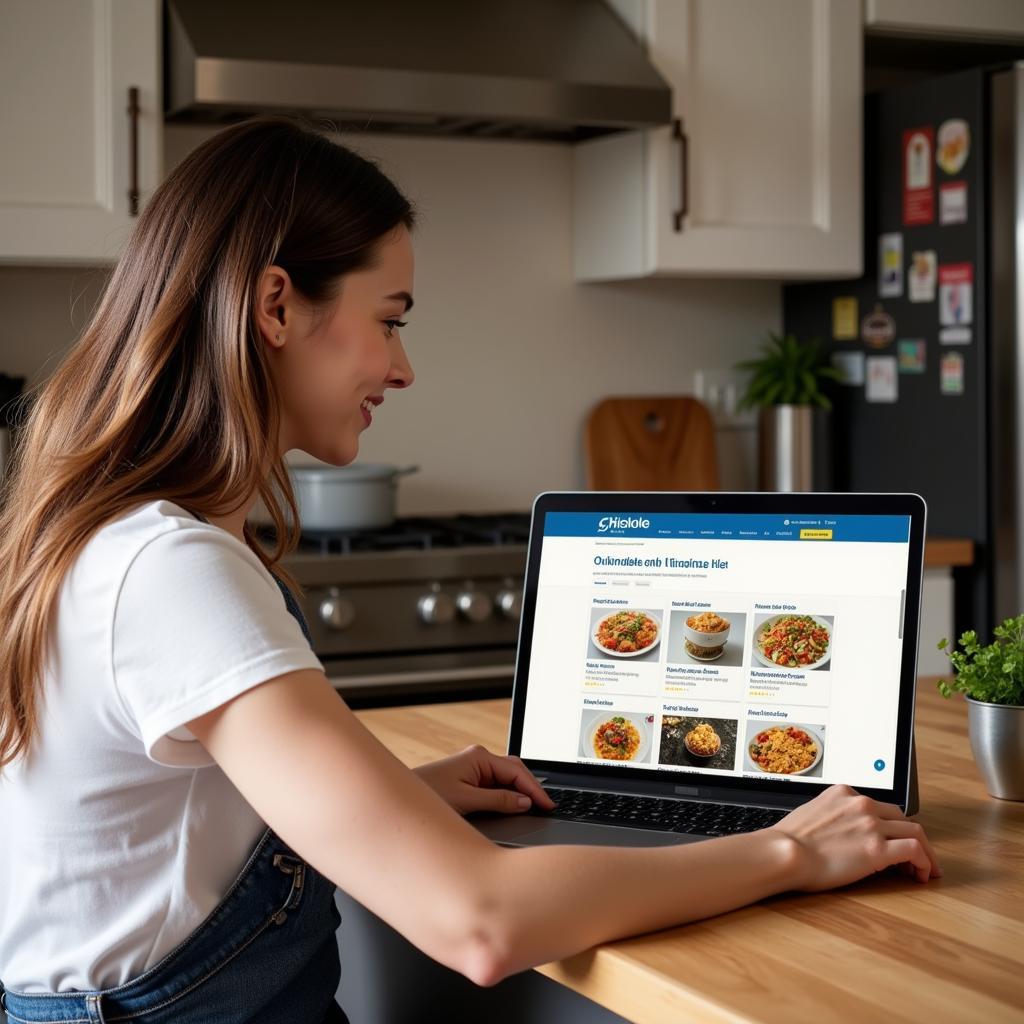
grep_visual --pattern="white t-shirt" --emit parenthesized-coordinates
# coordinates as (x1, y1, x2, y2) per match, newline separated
(0, 499, 325, 993)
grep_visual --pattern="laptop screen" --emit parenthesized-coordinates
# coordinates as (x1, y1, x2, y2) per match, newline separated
(516, 504, 918, 795)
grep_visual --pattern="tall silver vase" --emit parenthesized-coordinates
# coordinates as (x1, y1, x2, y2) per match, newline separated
(758, 405, 831, 492)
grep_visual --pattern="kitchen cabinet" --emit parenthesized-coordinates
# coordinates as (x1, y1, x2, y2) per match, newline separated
(573, 0, 862, 281)
(865, 0, 1024, 41)
(0, 0, 161, 265)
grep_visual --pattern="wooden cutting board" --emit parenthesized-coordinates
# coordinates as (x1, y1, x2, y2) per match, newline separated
(584, 396, 719, 491)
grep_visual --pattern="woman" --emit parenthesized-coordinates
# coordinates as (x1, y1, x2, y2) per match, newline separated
(0, 117, 941, 1024)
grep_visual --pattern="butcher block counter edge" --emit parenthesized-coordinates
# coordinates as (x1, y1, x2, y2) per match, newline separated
(352, 678, 1023, 1024)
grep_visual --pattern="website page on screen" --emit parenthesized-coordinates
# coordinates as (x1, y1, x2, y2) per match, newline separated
(520, 512, 913, 790)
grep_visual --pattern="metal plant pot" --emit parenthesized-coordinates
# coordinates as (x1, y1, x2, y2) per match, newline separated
(757, 405, 832, 492)
(966, 697, 1024, 800)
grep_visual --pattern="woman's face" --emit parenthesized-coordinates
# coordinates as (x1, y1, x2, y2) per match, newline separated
(258, 223, 415, 464)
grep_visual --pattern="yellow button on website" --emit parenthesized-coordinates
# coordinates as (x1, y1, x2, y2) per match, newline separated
(800, 529, 833, 540)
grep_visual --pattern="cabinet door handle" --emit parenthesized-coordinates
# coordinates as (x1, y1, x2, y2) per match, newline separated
(672, 117, 688, 232)
(127, 86, 140, 217)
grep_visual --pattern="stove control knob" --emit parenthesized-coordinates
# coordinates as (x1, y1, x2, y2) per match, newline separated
(495, 587, 522, 621)
(319, 588, 356, 631)
(456, 588, 493, 623)
(418, 589, 456, 626)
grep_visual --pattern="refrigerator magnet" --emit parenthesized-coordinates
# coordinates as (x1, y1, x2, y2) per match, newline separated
(879, 233, 904, 298)
(831, 350, 865, 386)
(939, 326, 971, 345)
(939, 263, 973, 326)
(866, 355, 899, 402)
(903, 127, 935, 225)
(861, 304, 896, 349)
(937, 120, 970, 175)
(832, 296, 859, 340)
(940, 351, 965, 395)
(909, 250, 937, 303)
(939, 181, 968, 225)
(897, 340, 926, 374)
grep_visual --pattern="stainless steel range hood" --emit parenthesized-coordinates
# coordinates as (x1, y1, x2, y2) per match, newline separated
(164, 0, 672, 143)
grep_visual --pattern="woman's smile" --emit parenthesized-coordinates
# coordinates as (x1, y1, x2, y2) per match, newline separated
(360, 395, 384, 427)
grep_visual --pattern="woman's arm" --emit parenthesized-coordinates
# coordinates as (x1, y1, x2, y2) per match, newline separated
(479, 783, 939, 980)
(187, 671, 938, 987)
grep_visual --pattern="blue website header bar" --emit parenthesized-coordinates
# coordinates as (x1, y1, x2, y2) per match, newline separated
(543, 512, 911, 543)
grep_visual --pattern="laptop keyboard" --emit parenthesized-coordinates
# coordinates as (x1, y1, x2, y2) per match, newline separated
(533, 787, 789, 837)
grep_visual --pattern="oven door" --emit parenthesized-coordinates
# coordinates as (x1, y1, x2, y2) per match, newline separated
(323, 648, 515, 708)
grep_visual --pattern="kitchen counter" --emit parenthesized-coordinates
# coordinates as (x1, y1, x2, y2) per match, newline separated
(923, 537, 973, 567)
(352, 678, 1023, 1024)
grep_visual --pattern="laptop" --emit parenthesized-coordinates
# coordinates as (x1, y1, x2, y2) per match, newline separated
(471, 491, 926, 848)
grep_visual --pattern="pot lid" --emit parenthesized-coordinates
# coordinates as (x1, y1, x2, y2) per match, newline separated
(289, 462, 401, 482)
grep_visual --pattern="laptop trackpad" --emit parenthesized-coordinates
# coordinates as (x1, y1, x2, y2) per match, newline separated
(471, 813, 699, 847)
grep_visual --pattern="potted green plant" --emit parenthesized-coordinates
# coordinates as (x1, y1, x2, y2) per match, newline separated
(735, 331, 841, 492)
(937, 614, 1024, 800)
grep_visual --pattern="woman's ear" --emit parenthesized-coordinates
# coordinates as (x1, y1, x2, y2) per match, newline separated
(255, 265, 292, 349)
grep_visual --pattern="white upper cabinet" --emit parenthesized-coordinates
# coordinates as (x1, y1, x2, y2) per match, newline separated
(573, 0, 862, 280)
(0, 0, 161, 265)
(865, 0, 1024, 40)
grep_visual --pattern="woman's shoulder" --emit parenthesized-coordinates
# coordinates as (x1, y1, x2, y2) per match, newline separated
(82, 498, 274, 589)
(103, 497, 212, 536)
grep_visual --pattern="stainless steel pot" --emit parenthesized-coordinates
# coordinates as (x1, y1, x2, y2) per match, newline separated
(250, 462, 419, 531)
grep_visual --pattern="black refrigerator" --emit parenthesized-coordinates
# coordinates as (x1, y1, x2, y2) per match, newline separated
(784, 63, 1024, 641)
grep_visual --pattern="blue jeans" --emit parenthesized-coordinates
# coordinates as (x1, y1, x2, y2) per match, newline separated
(1, 824, 347, 1022)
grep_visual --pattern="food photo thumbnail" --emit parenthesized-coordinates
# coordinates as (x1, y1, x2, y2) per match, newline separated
(667, 609, 747, 668)
(659, 715, 738, 771)
(743, 719, 825, 777)
(751, 613, 834, 671)
(578, 709, 655, 763)
(586, 607, 663, 663)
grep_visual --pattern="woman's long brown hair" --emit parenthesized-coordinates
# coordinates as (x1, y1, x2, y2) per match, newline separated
(0, 116, 416, 770)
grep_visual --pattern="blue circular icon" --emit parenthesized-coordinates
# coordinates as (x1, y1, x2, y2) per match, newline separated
(873, 759, 885, 772)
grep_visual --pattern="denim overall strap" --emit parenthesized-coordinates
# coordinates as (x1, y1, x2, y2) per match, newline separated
(1, 829, 345, 1024)
(270, 572, 315, 648)
(0, 507, 345, 1024)
(194, 509, 316, 648)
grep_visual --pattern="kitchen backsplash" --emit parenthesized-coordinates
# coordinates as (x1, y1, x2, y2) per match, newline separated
(0, 126, 778, 513)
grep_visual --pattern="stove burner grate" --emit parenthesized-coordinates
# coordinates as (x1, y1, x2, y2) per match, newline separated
(255, 513, 531, 555)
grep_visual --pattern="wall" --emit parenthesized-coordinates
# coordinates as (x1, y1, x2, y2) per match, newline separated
(0, 126, 779, 514)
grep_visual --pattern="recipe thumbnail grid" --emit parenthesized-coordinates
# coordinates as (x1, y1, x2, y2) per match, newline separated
(578, 599, 833, 781)
(520, 530, 910, 790)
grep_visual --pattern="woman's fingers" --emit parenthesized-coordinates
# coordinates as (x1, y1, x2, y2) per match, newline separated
(866, 797, 907, 820)
(881, 837, 934, 883)
(881, 818, 943, 877)
(478, 749, 555, 808)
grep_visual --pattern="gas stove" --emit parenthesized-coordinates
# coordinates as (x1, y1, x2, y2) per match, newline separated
(284, 513, 532, 556)
(253, 514, 531, 708)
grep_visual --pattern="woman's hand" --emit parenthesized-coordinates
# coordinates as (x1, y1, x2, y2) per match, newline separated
(414, 743, 557, 817)
(770, 783, 943, 891)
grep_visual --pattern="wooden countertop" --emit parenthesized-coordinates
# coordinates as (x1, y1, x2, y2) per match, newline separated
(354, 680, 1023, 1024)
(924, 537, 974, 568)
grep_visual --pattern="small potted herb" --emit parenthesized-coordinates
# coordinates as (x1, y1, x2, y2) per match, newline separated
(937, 614, 1024, 800)
(735, 331, 841, 491)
